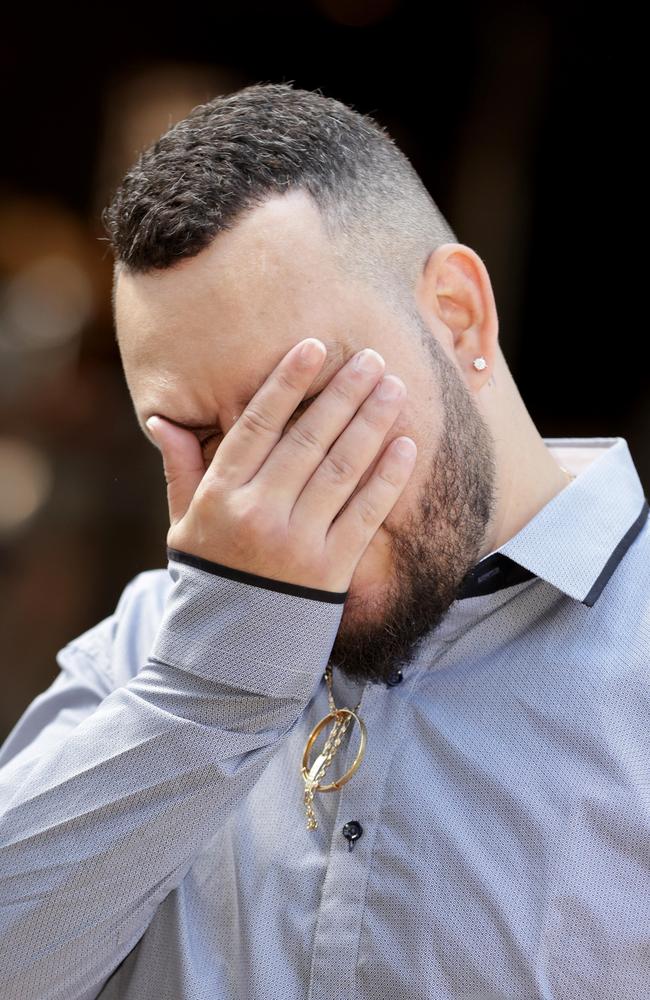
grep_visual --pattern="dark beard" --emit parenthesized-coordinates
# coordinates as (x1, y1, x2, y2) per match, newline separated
(327, 318, 497, 686)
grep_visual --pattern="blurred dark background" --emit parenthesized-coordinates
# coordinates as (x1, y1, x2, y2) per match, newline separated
(0, 1, 644, 740)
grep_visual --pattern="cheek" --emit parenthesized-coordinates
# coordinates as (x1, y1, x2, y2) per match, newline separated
(347, 522, 394, 594)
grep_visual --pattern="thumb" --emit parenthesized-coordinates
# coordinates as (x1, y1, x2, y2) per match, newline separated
(146, 416, 205, 526)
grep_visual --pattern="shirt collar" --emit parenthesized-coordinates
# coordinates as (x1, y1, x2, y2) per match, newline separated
(456, 436, 649, 608)
(333, 436, 648, 692)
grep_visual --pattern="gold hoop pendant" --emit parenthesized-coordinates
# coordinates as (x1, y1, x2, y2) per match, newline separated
(301, 708, 367, 792)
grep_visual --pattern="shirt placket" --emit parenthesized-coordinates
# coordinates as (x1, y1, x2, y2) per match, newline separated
(306, 674, 410, 1000)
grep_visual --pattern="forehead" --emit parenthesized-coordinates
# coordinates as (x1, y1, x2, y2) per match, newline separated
(114, 261, 357, 401)
(114, 278, 358, 436)
(112, 190, 394, 429)
(114, 188, 343, 324)
(114, 191, 363, 359)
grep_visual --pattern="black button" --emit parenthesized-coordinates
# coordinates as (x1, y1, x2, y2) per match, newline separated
(342, 820, 363, 851)
(386, 670, 403, 687)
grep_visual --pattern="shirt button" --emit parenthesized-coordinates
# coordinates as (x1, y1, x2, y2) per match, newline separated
(342, 820, 363, 851)
(386, 670, 403, 687)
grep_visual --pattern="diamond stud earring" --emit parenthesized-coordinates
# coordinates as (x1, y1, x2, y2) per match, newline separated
(472, 357, 487, 371)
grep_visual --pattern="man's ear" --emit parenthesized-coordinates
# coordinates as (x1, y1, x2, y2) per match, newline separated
(415, 242, 499, 380)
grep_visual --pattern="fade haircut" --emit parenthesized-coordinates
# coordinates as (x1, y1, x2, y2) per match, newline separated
(101, 81, 457, 327)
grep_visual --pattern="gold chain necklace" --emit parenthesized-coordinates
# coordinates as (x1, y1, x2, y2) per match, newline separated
(300, 463, 575, 831)
(560, 464, 576, 483)
(300, 663, 367, 830)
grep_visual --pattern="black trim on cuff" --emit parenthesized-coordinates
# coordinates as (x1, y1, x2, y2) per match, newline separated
(166, 547, 348, 604)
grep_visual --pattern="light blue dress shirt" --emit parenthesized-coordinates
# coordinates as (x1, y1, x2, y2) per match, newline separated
(1, 435, 648, 1000)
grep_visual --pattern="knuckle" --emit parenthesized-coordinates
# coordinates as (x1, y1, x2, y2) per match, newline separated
(163, 469, 184, 490)
(239, 404, 276, 436)
(356, 494, 378, 525)
(377, 465, 400, 489)
(322, 450, 355, 485)
(361, 405, 388, 431)
(273, 367, 302, 394)
(192, 479, 217, 506)
(286, 420, 325, 455)
(328, 379, 354, 404)
(238, 498, 273, 533)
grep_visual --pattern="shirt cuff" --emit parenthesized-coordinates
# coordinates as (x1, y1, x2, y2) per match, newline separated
(147, 547, 348, 699)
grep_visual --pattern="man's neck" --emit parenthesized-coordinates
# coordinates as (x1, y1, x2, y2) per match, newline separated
(480, 436, 578, 559)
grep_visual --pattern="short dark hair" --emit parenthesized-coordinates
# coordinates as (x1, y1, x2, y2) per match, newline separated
(101, 81, 457, 322)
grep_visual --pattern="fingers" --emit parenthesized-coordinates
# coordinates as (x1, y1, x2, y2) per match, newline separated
(146, 415, 205, 526)
(253, 346, 388, 511)
(207, 337, 329, 487)
(289, 371, 407, 531)
(326, 433, 417, 564)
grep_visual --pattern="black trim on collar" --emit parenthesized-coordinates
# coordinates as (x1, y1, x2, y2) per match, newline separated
(455, 496, 650, 606)
(166, 547, 349, 604)
(582, 496, 649, 607)
(455, 554, 536, 601)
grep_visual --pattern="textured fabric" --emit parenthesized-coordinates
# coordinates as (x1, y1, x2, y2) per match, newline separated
(1, 434, 649, 1000)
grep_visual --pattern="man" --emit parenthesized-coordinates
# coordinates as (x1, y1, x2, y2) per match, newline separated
(1, 82, 648, 1000)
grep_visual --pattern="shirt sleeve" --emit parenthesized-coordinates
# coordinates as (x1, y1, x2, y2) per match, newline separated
(0, 548, 347, 1000)
(0, 578, 137, 786)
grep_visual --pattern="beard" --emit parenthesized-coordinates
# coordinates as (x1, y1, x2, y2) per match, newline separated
(327, 317, 498, 687)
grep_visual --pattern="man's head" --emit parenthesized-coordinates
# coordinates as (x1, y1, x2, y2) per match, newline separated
(104, 82, 504, 687)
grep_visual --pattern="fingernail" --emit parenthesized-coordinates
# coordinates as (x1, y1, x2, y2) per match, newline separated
(376, 375, 403, 399)
(146, 416, 159, 434)
(353, 349, 384, 374)
(299, 339, 326, 364)
(395, 437, 416, 458)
